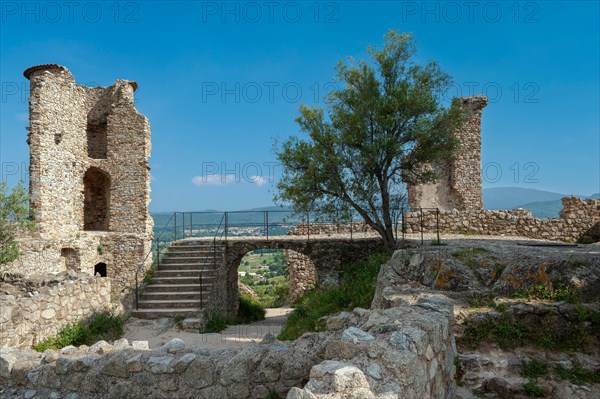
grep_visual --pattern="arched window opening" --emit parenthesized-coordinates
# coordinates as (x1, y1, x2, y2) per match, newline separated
(94, 262, 107, 277)
(84, 167, 110, 231)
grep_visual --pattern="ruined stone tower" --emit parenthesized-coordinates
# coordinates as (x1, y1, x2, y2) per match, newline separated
(17, 64, 153, 296)
(407, 95, 488, 211)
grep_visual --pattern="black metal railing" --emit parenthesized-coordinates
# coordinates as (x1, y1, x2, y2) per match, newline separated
(134, 212, 176, 310)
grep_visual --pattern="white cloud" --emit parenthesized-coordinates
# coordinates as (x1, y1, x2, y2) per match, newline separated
(192, 174, 237, 186)
(249, 175, 268, 186)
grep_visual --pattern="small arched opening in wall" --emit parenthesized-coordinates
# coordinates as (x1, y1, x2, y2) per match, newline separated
(94, 262, 107, 277)
(61, 248, 80, 272)
(83, 167, 110, 231)
(237, 249, 292, 308)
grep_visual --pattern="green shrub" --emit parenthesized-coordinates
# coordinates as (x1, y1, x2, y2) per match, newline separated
(278, 253, 389, 341)
(237, 295, 266, 324)
(523, 380, 545, 397)
(510, 283, 579, 303)
(521, 359, 548, 379)
(33, 312, 124, 352)
(201, 313, 232, 333)
(554, 363, 600, 385)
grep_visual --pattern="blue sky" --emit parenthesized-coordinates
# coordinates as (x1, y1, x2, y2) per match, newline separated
(1, 0, 598, 212)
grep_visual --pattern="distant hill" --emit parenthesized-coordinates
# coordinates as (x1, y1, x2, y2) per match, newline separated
(483, 187, 597, 219)
(518, 199, 563, 219)
(483, 187, 568, 210)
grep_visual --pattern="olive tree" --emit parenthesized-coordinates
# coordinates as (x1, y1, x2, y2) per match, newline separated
(275, 31, 465, 253)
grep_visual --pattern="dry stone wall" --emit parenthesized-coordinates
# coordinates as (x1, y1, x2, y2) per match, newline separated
(406, 197, 600, 242)
(0, 273, 113, 350)
(0, 296, 455, 399)
(285, 250, 317, 302)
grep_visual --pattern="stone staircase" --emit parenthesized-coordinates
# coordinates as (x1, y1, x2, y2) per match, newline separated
(132, 240, 223, 319)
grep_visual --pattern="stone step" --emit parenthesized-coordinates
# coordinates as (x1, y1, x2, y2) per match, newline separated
(172, 241, 220, 248)
(158, 263, 216, 271)
(151, 276, 216, 285)
(137, 299, 203, 309)
(154, 270, 216, 278)
(140, 291, 207, 301)
(161, 258, 217, 265)
(143, 284, 211, 293)
(163, 250, 217, 257)
(131, 308, 203, 319)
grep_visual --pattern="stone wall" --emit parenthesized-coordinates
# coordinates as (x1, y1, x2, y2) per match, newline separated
(405, 197, 600, 242)
(1, 64, 154, 299)
(407, 95, 488, 212)
(0, 296, 455, 399)
(0, 273, 113, 350)
(288, 222, 376, 237)
(285, 250, 317, 302)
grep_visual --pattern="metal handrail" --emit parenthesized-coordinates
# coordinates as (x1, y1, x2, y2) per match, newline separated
(135, 211, 176, 310)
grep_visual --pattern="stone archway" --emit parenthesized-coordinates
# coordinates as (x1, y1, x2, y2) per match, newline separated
(83, 167, 110, 231)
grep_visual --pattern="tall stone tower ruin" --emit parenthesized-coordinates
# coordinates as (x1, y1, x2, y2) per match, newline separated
(19, 64, 153, 296)
(406, 95, 488, 211)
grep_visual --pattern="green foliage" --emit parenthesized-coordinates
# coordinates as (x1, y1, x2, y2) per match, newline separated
(265, 389, 280, 399)
(275, 30, 465, 253)
(0, 181, 32, 265)
(174, 315, 185, 330)
(510, 283, 579, 303)
(143, 262, 158, 285)
(33, 312, 125, 352)
(521, 359, 548, 379)
(554, 363, 600, 385)
(201, 296, 267, 333)
(97, 244, 105, 254)
(255, 282, 290, 308)
(576, 304, 600, 326)
(461, 312, 523, 350)
(523, 381, 545, 397)
(278, 253, 389, 340)
(237, 295, 266, 324)
(201, 313, 232, 333)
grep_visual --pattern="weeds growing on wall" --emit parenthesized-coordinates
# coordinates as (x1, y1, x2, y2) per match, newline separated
(277, 253, 389, 341)
(33, 312, 125, 352)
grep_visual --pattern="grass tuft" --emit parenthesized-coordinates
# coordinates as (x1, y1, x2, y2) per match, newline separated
(33, 312, 124, 352)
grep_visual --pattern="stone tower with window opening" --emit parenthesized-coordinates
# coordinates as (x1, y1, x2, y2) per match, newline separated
(19, 64, 153, 299)
(406, 95, 488, 211)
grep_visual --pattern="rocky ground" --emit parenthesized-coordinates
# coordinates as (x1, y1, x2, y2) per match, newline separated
(374, 238, 600, 399)
(123, 307, 293, 350)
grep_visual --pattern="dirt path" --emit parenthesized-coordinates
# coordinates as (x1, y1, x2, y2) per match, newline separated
(123, 307, 293, 350)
